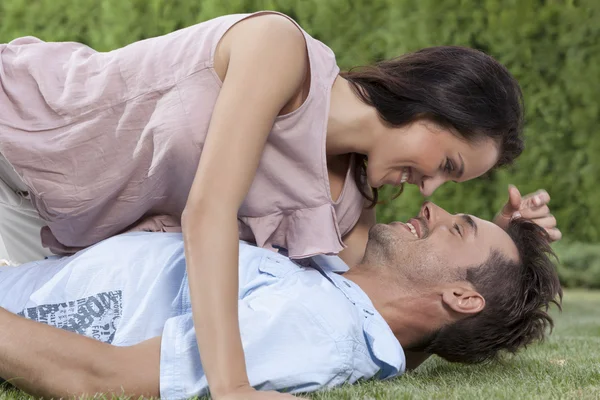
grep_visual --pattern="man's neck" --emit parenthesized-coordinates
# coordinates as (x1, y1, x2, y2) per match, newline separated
(344, 266, 442, 350)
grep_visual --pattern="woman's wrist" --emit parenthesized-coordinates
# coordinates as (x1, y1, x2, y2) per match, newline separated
(210, 382, 254, 399)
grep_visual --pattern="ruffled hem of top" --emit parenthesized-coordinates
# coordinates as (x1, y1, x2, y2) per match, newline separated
(238, 203, 346, 259)
(40, 214, 184, 255)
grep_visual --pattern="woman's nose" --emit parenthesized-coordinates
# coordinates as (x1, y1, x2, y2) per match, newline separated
(420, 175, 447, 197)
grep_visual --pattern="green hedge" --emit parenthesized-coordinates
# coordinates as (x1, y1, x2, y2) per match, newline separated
(1, 0, 598, 280)
(553, 241, 600, 289)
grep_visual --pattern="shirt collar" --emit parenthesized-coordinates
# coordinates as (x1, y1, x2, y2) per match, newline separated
(310, 254, 350, 273)
(309, 256, 406, 379)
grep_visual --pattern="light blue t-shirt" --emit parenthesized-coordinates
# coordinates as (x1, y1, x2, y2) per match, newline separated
(0, 232, 405, 398)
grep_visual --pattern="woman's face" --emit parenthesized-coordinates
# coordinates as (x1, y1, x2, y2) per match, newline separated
(366, 119, 500, 196)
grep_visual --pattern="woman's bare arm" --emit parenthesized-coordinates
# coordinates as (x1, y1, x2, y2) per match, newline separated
(339, 206, 376, 267)
(181, 15, 309, 399)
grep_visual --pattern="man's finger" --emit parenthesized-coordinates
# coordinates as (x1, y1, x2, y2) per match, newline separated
(501, 185, 522, 217)
(508, 185, 522, 210)
(522, 189, 550, 207)
(519, 205, 551, 220)
(531, 215, 557, 230)
(546, 227, 562, 242)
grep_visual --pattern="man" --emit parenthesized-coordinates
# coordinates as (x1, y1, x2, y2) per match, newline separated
(0, 202, 561, 399)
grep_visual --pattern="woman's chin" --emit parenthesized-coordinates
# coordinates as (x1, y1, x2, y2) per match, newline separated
(366, 177, 380, 189)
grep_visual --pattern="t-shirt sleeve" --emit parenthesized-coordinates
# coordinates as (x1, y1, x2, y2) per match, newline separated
(159, 294, 354, 399)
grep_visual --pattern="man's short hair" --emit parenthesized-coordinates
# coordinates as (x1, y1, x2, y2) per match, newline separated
(423, 219, 562, 363)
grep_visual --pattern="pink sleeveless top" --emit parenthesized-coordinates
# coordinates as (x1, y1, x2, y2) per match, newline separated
(0, 11, 365, 258)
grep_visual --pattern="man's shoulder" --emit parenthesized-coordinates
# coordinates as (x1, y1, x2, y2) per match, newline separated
(300, 271, 407, 380)
(240, 266, 402, 385)
(295, 275, 364, 338)
(236, 250, 406, 385)
(265, 261, 371, 347)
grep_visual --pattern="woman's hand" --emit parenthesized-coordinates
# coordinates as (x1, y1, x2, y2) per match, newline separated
(218, 386, 304, 400)
(494, 185, 562, 242)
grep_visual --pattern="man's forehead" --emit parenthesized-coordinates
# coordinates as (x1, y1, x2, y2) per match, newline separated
(469, 215, 519, 261)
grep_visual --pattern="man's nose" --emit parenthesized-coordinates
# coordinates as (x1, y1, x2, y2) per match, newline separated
(420, 201, 452, 224)
(420, 175, 447, 197)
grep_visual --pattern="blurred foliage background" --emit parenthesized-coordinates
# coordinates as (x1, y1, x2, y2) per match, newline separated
(1, 0, 598, 287)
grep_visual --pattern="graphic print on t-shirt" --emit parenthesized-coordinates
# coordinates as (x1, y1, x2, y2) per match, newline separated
(18, 290, 123, 343)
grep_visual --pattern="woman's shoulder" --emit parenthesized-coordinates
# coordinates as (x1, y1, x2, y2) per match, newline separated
(214, 11, 339, 83)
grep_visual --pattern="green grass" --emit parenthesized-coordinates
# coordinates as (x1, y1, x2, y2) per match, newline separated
(2, 290, 599, 400)
(310, 289, 600, 400)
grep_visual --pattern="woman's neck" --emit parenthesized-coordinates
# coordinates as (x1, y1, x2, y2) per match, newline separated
(326, 76, 379, 156)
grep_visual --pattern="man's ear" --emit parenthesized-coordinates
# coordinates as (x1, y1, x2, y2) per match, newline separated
(441, 285, 485, 316)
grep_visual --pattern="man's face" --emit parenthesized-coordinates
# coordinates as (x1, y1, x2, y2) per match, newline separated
(366, 202, 519, 284)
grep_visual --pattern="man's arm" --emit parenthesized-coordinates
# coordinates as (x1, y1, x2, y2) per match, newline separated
(0, 308, 160, 398)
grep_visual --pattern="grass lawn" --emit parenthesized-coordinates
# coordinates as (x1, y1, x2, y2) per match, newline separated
(310, 289, 600, 400)
(1, 290, 599, 400)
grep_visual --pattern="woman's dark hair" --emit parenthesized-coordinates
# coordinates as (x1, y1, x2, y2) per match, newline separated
(342, 46, 525, 207)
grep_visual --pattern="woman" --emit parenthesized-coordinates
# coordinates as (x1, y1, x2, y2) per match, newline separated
(0, 11, 559, 399)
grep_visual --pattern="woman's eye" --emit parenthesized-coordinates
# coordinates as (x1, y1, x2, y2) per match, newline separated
(453, 223, 463, 237)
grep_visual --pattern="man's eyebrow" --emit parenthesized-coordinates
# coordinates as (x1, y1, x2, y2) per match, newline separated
(461, 214, 478, 236)
(457, 153, 465, 179)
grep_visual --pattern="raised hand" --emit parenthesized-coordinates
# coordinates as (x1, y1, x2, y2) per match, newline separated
(494, 185, 562, 242)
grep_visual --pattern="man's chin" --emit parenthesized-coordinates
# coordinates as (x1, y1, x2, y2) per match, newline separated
(367, 223, 392, 239)
(367, 223, 409, 246)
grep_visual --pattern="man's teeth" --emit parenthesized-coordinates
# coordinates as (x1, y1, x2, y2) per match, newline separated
(400, 168, 409, 184)
(406, 222, 418, 238)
